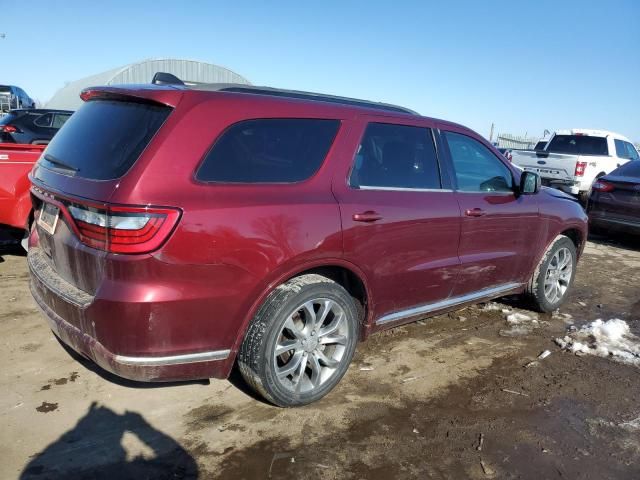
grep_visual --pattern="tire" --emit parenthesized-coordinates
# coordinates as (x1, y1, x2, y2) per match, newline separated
(525, 235, 577, 312)
(238, 274, 359, 407)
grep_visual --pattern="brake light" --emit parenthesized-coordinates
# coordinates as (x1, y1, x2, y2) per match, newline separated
(0, 125, 20, 133)
(574, 161, 587, 177)
(592, 180, 614, 193)
(67, 203, 181, 254)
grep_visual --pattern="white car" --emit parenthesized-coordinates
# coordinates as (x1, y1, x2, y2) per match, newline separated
(511, 129, 639, 201)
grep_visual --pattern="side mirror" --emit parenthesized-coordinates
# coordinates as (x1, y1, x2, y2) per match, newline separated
(519, 171, 541, 195)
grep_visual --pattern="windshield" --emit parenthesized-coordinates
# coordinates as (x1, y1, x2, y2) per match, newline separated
(38, 99, 172, 180)
(546, 135, 608, 156)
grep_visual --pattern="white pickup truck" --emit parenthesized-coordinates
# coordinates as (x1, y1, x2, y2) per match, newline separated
(511, 129, 639, 201)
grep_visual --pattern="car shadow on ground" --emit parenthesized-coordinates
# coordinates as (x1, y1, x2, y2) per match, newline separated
(57, 334, 272, 404)
(588, 231, 640, 252)
(20, 402, 198, 480)
(0, 243, 26, 263)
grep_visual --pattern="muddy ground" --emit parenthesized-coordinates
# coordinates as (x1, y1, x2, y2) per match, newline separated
(1, 234, 639, 480)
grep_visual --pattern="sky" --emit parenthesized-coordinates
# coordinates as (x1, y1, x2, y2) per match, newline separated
(2, 0, 639, 142)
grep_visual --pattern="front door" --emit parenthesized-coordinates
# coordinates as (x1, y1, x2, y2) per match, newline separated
(439, 127, 540, 296)
(333, 118, 461, 326)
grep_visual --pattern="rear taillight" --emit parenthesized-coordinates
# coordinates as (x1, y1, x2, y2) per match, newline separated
(591, 180, 614, 193)
(574, 161, 587, 177)
(0, 125, 20, 133)
(67, 203, 181, 254)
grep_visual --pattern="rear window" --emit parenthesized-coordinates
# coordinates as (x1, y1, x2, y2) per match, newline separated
(546, 135, 608, 156)
(611, 161, 640, 177)
(534, 141, 547, 150)
(38, 99, 171, 180)
(196, 118, 340, 183)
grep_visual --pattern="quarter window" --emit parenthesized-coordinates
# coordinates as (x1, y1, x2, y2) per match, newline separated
(196, 118, 340, 183)
(34, 113, 53, 127)
(349, 123, 441, 189)
(443, 132, 513, 192)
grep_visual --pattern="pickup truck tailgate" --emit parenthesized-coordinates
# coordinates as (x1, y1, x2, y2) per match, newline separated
(511, 151, 579, 181)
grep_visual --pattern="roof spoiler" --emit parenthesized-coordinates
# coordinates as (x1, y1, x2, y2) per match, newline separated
(151, 72, 185, 86)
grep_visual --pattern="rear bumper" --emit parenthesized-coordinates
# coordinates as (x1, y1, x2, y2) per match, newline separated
(540, 178, 582, 195)
(28, 247, 235, 382)
(30, 282, 231, 381)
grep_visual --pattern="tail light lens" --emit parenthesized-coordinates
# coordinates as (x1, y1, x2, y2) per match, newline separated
(67, 203, 181, 254)
(0, 125, 20, 133)
(592, 180, 614, 193)
(574, 161, 587, 177)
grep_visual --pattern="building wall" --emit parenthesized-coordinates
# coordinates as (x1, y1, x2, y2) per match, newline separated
(46, 58, 250, 110)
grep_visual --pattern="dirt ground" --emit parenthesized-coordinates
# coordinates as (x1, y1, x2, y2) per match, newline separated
(1, 234, 639, 480)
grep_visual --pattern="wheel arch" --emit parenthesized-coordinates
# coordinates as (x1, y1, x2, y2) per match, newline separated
(224, 258, 374, 376)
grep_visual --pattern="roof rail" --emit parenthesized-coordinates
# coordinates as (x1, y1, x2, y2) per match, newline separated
(150, 72, 418, 115)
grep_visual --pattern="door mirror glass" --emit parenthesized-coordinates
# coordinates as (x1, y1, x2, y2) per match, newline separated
(520, 171, 541, 194)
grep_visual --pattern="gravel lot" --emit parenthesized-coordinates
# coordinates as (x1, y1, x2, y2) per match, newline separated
(1, 235, 639, 479)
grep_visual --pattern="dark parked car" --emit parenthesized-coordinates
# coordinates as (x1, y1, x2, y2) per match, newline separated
(0, 85, 35, 113)
(0, 109, 73, 144)
(27, 78, 587, 406)
(588, 161, 640, 236)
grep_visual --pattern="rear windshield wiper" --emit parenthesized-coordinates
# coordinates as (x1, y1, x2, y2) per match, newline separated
(43, 154, 79, 172)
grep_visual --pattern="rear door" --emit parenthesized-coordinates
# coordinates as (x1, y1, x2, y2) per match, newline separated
(438, 126, 540, 295)
(333, 117, 461, 327)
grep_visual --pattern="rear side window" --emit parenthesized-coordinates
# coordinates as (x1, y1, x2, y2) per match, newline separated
(546, 135, 608, 155)
(614, 139, 639, 161)
(196, 119, 340, 183)
(349, 122, 441, 189)
(39, 100, 171, 180)
(52, 113, 71, 129)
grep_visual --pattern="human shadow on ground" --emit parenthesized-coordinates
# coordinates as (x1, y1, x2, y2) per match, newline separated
(20, 402, 198, 479)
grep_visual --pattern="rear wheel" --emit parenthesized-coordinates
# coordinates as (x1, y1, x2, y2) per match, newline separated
(525, 235, 577, 312)
(238, 274, 358, 407)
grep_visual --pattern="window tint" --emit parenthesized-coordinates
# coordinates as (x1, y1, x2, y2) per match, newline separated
(38, 99, 171, 180)
(349, 123, 441, 189)
(534, 141, 547, 150)
(34, 113, 53, 127)
(612, 161, 640, 177)
(546, 135, 608, 155)
(52, 113, 71, 129)
(197, 118, 340, 183)
(443, 132, 513, 192)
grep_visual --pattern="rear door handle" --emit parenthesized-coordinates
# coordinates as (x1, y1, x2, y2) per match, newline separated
(465, 208, 486, 217)
(353, 211, 383, 222)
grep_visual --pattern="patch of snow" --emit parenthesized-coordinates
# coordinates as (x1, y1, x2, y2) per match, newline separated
(500, 311, 540, 337)
(481, 302, 503, 311)
(555, 319, 640, 367)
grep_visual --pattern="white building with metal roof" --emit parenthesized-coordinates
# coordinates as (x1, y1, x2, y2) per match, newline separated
(46, 58, 250, 110)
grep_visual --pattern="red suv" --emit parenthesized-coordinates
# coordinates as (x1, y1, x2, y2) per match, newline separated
(28, 79, 587, 406)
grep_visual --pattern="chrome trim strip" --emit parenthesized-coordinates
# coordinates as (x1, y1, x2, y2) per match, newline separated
(357, 185, 454, 193)
(114, 349, 231, 366)
(375, 282, 522, 326)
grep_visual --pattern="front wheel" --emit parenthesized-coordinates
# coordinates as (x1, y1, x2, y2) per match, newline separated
(238, 274, 359, 407)
(525, 235, 577, 312)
